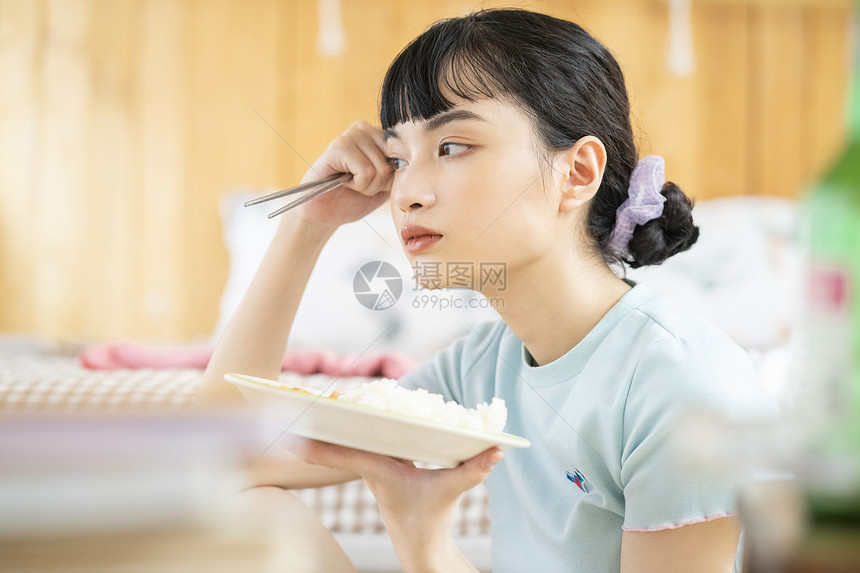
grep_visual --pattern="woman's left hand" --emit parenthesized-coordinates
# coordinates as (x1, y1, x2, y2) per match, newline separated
(290, 437, 503, 572)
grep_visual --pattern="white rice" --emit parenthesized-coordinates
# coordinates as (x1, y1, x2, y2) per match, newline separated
(336, 378, 507, 434)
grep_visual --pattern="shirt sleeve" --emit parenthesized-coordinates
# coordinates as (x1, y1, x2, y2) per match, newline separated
(620, 335, 779, 531)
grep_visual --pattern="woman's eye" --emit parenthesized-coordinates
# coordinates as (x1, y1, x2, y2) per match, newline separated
(386, 156, 407, 170)
(439, 142, 470, 157)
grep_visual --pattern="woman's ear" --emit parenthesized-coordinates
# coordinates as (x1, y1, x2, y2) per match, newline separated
(558, 136, 606, 214)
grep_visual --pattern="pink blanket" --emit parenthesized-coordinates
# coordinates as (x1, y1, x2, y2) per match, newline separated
(80, 342, 419, 380)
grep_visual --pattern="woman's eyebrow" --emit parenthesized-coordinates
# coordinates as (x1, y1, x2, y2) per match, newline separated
(383, 109, 486, 142)
(423, 109, 485, 133)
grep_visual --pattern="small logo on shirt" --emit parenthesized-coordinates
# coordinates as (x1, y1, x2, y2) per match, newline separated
(566, 469, 587, 493)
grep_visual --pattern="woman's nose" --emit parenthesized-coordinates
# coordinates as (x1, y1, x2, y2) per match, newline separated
(392, 166, 436, 212)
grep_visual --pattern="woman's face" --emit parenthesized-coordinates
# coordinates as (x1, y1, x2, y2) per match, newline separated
(385, 96, 563, 292)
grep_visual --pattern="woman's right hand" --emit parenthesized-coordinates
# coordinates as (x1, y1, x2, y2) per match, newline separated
(291, 120, 393, 231)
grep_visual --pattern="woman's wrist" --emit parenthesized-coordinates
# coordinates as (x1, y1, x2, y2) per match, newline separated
(396, 536, 479, 573)
(274, 210, 337, 249)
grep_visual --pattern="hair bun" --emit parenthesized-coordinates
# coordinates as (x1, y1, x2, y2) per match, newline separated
(626, 181, 699, 268)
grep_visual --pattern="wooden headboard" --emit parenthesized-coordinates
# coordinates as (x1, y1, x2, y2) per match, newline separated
(0, 0, 851, 343)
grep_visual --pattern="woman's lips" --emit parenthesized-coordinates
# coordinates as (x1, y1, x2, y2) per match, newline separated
(401, 224, 443, 254)
(405, 234, 443, 254)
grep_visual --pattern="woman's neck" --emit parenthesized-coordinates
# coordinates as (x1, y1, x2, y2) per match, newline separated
(487, 251, 631, 367)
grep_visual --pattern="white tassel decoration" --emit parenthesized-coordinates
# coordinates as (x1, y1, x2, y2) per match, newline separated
(317, 0, 346, 58)
(666, 0, 695, 77)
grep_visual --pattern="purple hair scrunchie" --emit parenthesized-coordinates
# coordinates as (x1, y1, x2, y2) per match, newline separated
(607, 155, 666, 258)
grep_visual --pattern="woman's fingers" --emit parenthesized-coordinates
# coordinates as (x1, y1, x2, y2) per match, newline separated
(328, 137, 375, 190)
(355, 139, 393, 193)
(352, 121, 394, 192)
(436, 447, 504, 496)
(292, 437, 503, 497)
(315, 121, 391, 194)
(293, 121, 393, 228)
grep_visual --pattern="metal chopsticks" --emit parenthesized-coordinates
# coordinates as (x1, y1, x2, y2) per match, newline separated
(244, 172, 353, 219)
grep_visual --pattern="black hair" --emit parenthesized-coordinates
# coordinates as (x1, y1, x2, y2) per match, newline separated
(379, 8, 698, 268)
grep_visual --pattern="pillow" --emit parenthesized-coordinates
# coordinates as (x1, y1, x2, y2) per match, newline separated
(626, 196, 801, 350)
(216, 192, 501, 362)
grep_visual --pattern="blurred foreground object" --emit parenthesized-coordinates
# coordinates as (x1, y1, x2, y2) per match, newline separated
(0, 412, 294, 572)
(676, 415, 860, 573)
(679, 6, 860, 569)
(744, 3, 860, 570)
(796, 1, 860, 519)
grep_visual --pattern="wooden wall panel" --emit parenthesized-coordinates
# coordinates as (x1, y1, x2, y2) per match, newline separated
(86, 0, 136, 339)
(0, 0, 852, 344)
(35, 0, 92, 339)
(137, 0, 189, 340)
(272, 0, 302, 185)
(805, 4, 854, 183)
(751, 5, 807, 197)
(186, 0, 230, 341)
(697, 3, 751, 198)
(0, 0, 39, 332)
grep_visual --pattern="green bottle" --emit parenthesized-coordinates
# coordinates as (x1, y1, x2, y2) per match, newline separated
(799, 3, 860, 518)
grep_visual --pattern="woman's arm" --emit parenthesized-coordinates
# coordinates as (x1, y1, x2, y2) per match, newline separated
(620, 516, 741, 573)
(197, 211, 335, 405)
(197, 120, 392, 405)
(196, 121, 393, 488)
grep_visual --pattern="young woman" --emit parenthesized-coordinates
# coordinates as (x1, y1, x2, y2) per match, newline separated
(198, 9, 776, 573)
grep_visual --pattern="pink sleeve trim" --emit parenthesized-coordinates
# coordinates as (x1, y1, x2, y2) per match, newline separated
(622, 512, 738, 533)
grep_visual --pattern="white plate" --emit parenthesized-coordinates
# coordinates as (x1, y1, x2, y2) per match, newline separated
(226, 373, 530, 468)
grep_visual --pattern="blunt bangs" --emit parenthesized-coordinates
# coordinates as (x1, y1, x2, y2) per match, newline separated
(379, 15, 509, 130)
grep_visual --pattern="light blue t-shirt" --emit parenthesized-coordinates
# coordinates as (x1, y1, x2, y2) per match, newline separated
(398, 283, 778, 573)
